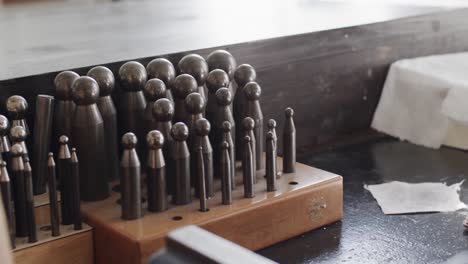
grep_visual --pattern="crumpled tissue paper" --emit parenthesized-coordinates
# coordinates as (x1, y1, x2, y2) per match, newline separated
(364, 181, 466, 215)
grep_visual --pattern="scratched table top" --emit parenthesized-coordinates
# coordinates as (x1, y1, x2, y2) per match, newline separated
(260, 137, 468, 263)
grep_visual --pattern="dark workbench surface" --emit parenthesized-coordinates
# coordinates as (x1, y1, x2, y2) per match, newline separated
(259, 137, 468, 263)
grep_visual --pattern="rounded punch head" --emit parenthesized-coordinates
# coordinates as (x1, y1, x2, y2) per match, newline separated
(87, 66, 115, 96)
(206, 50, 237, 79)
(0, 115, 10, 136)
(146, 130, 164, 149)
(206, 69, 229, 94)
(10, 143, 23, 157)
(177, 54, 208, 86)
(222, 121, 231, 133)
(194, 118, 210, 136)
(234, 64, 257, 88)
(268, 119, 277, 129)
(6, 95, 28, 119)
(171, 122, 189, 141)
(173, 74, 198, 99)
(122, 132, 138, 149)
(10, 126, 26, 142)
(144, 79, 167, 101)
(118, 61, 147, 92)
(152, 98, 174, 122)
(242, 117, 255, 130)
(285, 107, 294, 118)
(215, 88, 232, 106)
(54, 71, 80, 100)
(221, 141, 229, 150)
(59, 135, 69, 144)
(71, 76, 100, 105)
(146, 58, 176, 87)
(47, 152, 55, 166)
(244, 82, 261, 100)
(266, 131, 274, 140)
(185, 93, 205, 114)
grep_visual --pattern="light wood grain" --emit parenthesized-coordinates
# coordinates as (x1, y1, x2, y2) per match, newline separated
(0, 0, 446, 81)
(33, 191, 61, 226)
(13, 224, 93, 264)
(82, 157, 343, 264)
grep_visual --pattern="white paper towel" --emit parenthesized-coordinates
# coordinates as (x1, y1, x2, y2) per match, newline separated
(364, 181, 466, 215)
(372, 52, 468, 149)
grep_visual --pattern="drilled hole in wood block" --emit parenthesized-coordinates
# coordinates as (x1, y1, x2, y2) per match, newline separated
(289, 181, 299, 185)
(172, 216, 183, 221)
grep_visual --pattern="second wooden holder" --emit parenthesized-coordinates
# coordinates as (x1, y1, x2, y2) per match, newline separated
(82, 157, 343, 264)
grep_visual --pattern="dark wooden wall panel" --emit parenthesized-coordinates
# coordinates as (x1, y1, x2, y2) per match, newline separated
(1, 8, 468, 155)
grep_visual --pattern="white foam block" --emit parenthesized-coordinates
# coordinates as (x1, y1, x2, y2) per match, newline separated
(372, 52, 468, 149)
(365, 181, 466, 215)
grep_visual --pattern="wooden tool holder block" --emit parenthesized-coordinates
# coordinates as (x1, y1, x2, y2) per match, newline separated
(13, 224, 93, 264)
(82, 157, 343, 264)
(13, 194, 94, 264)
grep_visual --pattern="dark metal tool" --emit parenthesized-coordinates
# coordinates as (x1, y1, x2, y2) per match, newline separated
(243, 117, 256, 181)
(0, 115, 10, 163)
(194, 118, 213, 198)
(10, 125, 29, 159)
(24, 157, 37, 243)
(146, 58, 176, 104)
(196, 146, 208, 212)
(242, 136, 254, 198)
(267, 119, 277, 148)
(222, 121, 236, 190)
(244, 82, 264, 170)
(70, 148, 82, 230)
(53, 71, 79, 149)
(118, 61, 148, 160)
(120, 133, 142, 220)
(47, 152, 60, 236)
(178, 54, 209, 104)
(265, 132, 277, 192)
(58, 136, 73, 224)
(144, 79, 167, 136)
(205, 69, 229, 123)
(220, 141, 232, 205)
(0, 161, 15, 248)
(7, 95, 30, 145)
(146, 130, 167, 212)
(171, 122, 191, 205)
(267, 119, 279, 179)
(185, 92, 205, 150)
(186, 93, 205, 190)
(88, 66, 120, 181)
(11, 143, 28, 237)
(233, 64, 256, 160)
(153, 99, 174, 195)
(283, 107, 296, 173)
(207, 50, 237, 95)
(32, 95, 54, 195)
(173, 74, 198, 124)
(213, 88, 235, 177)
(71, 76, 109, 201)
